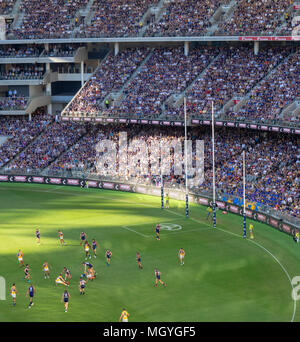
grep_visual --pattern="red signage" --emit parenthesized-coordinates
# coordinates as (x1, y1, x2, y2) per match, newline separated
(239, 36, 294, 41)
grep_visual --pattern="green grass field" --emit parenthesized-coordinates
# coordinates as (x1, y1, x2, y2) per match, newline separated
(0, 182, 299, 322)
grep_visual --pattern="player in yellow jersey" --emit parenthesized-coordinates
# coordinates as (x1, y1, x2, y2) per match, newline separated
(10, 283, 18, 306)
(178, 248, 185, 265)
(165, 193, 170, 209)
(86, 267, 96, 282)
(84, 241, 91, 260)
(206, 206, 213, 221)
(249, 223, 254, 240)
(119, 308, 130, 322)
(17, 249, 24, 267)
(55, 274, 69, 287)
(295, 231, 300, 243)
(58, 230, 65, 246)
(42, 261, 50, 279)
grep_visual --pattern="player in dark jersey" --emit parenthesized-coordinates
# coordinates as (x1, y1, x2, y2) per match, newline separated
(61, 290, 71, 312)
(80, 232, 87, 246)
(82, 262, 94, 278)
(79, 278, 86, 295)
(63, 267, 71, 283)
(24, 264, 31, 282)
(92, 239, 99, 259)
(154, 269, 166, 287)
(136, 252, 143, 269)
(36, 229, 40, 244)
(105, 249, 112, 266)
(155, 224, 160, 240)
(26, 284, 36, 308)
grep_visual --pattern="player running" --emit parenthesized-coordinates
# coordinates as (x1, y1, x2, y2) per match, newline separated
(35, 229, 40, 244)
(92, 239, 99, 258)
(154, 269, 166, 287)
(26, 284, 36, 308)
(17, 249, 24, 267)
(105, 249, 112, 266)
(42, 262, 50, 279)
(178, 248, 185, 265)
(155, 224, 160, 240)
(24, 264, 31, 282)
(119, 308, 130, 322)
(61, 290, 71, 312)
(55, 274, 69, 287)
(80, 232, 87, 246)
(84, 241, 91, 260)
(79, 278, 86, 295)
(63, 267, 71, 283)
(136, 252, 143, 269)
(10, 284, 18, 306)
(58, 230, 65, 246)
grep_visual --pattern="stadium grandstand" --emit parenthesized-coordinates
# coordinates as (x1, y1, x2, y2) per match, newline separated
(0, 0, 297, 218)
(0, 0, 299, 324)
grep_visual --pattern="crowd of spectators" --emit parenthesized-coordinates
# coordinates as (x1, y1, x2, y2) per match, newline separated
(0, 109, 298, 217)
(0, 45, 43, 58)
(105, 46, 219, 118)
(0, 108, 49, 168)
(216, 0, 294, 36)
(0, 0, 15, 14)
(226, 50, 300, 123)
(65, 48, 149, 115)
(0, 64, 45, 79)
(44, 124, 299, 218)
(66, 45, 297, 124)
(11, 0, 89, 39)
(6, 119, 87, 171)
(164, 46, 293, 120)
(145, 0, 229, 37)
(76, 0, 158, 38)
(0, 96, 28, 110)
(3, 0, 298, 38)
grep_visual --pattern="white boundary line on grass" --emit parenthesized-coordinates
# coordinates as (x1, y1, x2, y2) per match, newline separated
(121, 225, 150, 238)
(1, 184, 296, 321)
(114, 196, 297, 322)
(215, 226, 297, 323)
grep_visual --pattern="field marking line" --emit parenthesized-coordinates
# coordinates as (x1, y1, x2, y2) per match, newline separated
(119, 217, 180, 227)
(215, 226, 297, 323)
(121, 225, 150, 238)
(164, 227, 212, 236)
